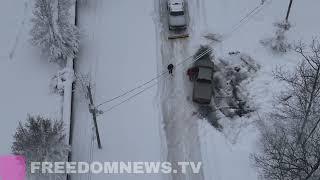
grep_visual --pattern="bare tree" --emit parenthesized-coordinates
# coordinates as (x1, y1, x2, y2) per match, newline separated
(253, 39, 320, 180)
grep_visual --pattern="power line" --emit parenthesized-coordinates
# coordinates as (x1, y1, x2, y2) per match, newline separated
(239, 5, 261, 24)
(95, 0, 272, 113)
(223, 0, 272, 40)
(100, 47, 214, 113)
(102, 78, 165, 113)
(96, 38, 214, 108)
(96, 71, 167, 108)
(97, 0, 271, 112)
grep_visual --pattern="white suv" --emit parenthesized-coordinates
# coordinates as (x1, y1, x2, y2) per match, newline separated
(167, 0, 187, 30)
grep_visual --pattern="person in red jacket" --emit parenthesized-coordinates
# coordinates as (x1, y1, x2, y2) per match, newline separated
(187, 67, 199, 81)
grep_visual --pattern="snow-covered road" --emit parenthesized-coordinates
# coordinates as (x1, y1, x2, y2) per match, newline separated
(1, 0, 320, 179)
(154, 0, 208, 179)
(71, 0, 320, 180)
(71, 0, 162, 180)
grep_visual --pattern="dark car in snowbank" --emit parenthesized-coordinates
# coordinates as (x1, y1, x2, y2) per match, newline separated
(192, 55, 214, 104)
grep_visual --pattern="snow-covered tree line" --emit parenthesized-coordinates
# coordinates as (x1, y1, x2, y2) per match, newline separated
(30, 0, 79, 63)
(17, 2, 78, 179)
(253, 39, 320, 180)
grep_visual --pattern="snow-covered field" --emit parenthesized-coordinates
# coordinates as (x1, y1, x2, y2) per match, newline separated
(0, 0, 60, 154)
(200, 0, 320, 179)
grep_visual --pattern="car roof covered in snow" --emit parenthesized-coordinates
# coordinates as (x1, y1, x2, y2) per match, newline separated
(194, 57, 214, 69)
(197, 67, 212, 81)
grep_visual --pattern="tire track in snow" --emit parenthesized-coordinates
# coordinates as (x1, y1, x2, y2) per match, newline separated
(154, 0, 205, 179)
(9, 0, 28, 60)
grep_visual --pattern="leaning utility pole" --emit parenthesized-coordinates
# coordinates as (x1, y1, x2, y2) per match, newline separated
(87, 85, 102, 149)
(285, 0, 293, 22)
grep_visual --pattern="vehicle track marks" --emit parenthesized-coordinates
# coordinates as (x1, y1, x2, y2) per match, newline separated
(9, 0, 28, 60)
(155, 0, 205, 179)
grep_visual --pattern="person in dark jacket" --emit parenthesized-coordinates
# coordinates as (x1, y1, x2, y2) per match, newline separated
(167, 64, 174, 75)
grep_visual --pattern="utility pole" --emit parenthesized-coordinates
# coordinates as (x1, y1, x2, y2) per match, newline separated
(67, 1, 78, 180)
(285, 0, 293, 22)
(87, 85, 102, 149)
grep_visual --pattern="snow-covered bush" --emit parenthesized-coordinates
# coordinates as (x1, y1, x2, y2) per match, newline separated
(213, 52, 259, 118)
(198, 106, 223, 131)
(30, 0, 79, 63)
(73, 73, 104, 114)
(260, 21, 291, 54)
(12, 115, 70, 179)
(193, 50, 258, 131)
(50, 67, 75, 95)
(74, 73, 94, 101)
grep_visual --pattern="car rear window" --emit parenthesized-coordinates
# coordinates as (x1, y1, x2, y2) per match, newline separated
(170, 11, 184, 16)
(197, 79, 211, 83)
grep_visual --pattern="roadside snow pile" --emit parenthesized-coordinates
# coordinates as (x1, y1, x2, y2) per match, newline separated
(215, 52, 259, 116)
(199, 51, 260, 142)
